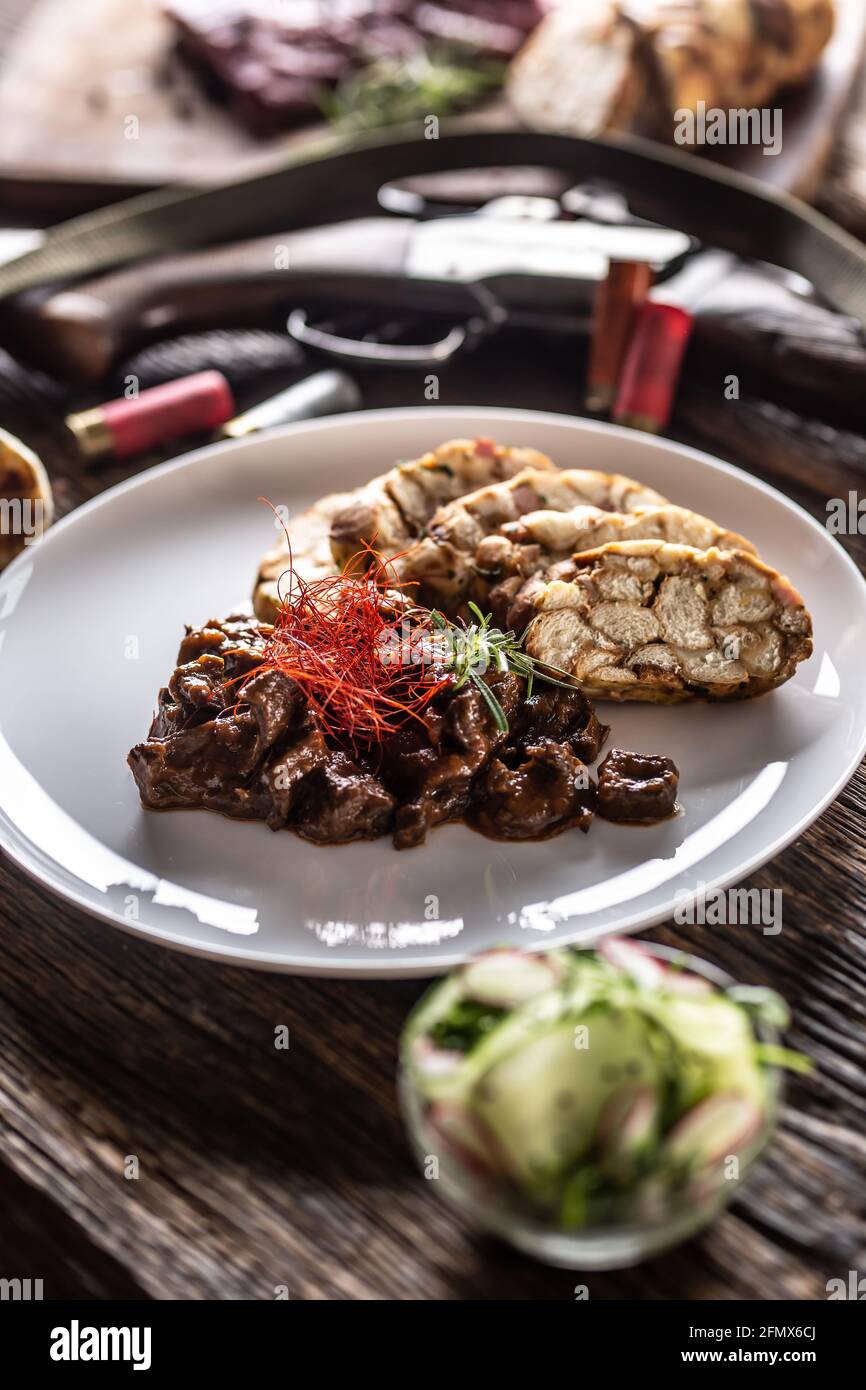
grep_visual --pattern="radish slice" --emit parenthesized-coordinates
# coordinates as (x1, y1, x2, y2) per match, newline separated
(599, 937, 667, 988)
(595, 1085, 659, 1159)
(664, 1093, 765, 1171)
(461, 948, 563, 1008)
(412, 1036, 463, 1078)
(660, 969, 714, 997)
(426, 1101, 500, 1178)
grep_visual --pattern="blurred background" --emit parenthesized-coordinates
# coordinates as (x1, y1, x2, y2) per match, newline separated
(0, 0, 863, 225)
(0, 2, 861, 515)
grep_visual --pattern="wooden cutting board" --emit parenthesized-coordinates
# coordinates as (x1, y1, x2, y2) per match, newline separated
(0, 0, 864, 199)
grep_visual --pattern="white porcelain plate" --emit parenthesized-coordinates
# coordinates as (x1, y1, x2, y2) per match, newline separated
(1, 408, 863, 976)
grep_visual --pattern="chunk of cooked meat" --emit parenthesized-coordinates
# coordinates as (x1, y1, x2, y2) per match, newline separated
(385, 671, 522, 849)
(130, 621, 626, 849)
(294, 753, 396, 844)
(470, 741, 596, 839)
(129, 616, 396, 840)
(523, 540, 812, 701)
(394, 466, 667, 611)
(253, 437, 556, 619)
(596, 748, 679, 822)
(513, 683, 610, 764)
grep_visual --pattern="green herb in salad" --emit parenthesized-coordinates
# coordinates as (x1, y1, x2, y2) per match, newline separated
(429, 998, 508, 1055)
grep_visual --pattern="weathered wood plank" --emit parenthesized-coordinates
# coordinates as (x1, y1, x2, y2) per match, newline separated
(1, 761, 864, 1302)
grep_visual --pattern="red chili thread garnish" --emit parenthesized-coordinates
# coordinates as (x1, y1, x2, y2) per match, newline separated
(240, 502, 451, 753)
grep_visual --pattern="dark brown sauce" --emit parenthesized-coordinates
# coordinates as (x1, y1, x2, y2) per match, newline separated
(139, 795, 680, 847)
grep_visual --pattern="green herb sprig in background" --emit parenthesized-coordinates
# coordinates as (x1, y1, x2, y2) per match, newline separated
(326, 47, 505, 132)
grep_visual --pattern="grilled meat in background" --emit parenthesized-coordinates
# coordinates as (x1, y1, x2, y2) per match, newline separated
(168, 0, 548, 135)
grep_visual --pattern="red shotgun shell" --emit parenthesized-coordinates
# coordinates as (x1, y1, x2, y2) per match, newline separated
(66, 371, 236, 461)
(613, 302, 693, 433)
(586, 260, 653, 413)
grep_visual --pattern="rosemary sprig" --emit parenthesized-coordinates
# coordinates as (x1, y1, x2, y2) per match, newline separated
(424, 602, 578, 734)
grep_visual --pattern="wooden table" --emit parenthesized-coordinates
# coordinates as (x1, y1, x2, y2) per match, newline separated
(1, 19, 866, 1304)
(1, 332, 864, 1302)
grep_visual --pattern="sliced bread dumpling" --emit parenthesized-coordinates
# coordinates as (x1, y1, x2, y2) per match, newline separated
(480, 502, 757, 628)
(523, 539, 812, 702)
(394, 468, 667, 609)
(489, 501, 756, 568)
(507, 0, 833, 142)
(329, 438, 556, 572)
(254, 490, 354, 621)
(253, 437, 555, 620)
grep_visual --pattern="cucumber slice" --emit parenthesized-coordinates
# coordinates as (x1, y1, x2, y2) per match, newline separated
(402, 975, 477, 1104)
(728, 984, 790, 1030)
(650, 993, 751, 1058)
(645, 993, 767, 1106)
(402, 949, 575, 1105)
(401, 973, 464, 1058)
(461, 948, 565, 1009)
(407, 989, 569, 1108)
(472, 1006, 665, 1189)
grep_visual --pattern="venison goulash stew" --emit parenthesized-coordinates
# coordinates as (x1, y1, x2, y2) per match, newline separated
(129, 614, 679, 850)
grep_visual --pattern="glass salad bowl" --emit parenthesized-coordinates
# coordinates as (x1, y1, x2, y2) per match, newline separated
(398, 939, 798, 1269)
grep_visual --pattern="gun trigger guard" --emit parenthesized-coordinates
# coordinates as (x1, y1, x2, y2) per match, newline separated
(286, 284, 506, 369)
